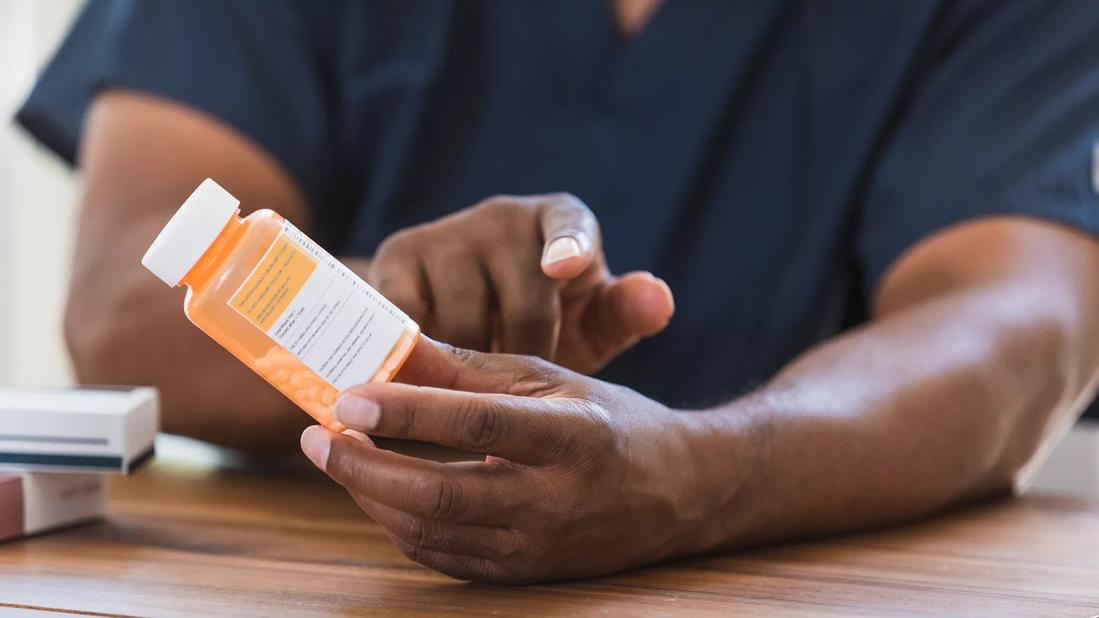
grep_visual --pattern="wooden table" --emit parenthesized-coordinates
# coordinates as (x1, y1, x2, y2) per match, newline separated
(2, 440, 1099, 617)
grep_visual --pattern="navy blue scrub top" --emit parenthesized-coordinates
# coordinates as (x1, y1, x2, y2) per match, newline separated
(18, 1, 1099, 414)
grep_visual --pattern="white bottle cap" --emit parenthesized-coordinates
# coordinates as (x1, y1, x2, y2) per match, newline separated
(141, 179, 240, 287)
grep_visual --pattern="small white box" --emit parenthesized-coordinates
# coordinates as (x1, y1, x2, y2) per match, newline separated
(0, 472, 107, 542)
(0, 386, 159, 474)
(1027, 420, 1099, 499)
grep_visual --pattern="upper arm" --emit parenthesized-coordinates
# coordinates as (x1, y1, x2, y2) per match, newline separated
(856, 0, 1099, 302)
(76, 90, 310, 280)
(854, 0, 1099, 406)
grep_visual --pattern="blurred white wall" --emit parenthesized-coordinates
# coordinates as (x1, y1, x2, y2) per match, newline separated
(0, 0, 83, 387)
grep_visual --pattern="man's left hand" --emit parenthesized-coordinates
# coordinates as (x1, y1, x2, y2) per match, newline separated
(299, 338, 728, 583)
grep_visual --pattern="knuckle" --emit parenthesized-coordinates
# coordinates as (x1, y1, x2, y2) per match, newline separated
(545, 193, 599, 239)
(449, 321, 488, 347)
(506, 301, 556, 330)
(436, 321, 489, 353)
(410, 472, 463, 521)
(506, 355, 565, 397)
(395, 535, 427, 567)
(473, 196, 541, 237)
(376, 228, 419, 256)
(513, 535, 547, 568)
(581, 402, 616, 445)
(438, 344, 491, 389)
(403, 517, 428, 557)
(518, 353, 561, 382)
(391, 397, 419, 439)
(437, 276, 484, 307)
(560, 397, 612, 435)
(548, 191, 587, 212)
(428, 233, 471, 263)
(399, 515, 446, 559)
(374, 284, 425, 319)
(547, 400, 615, 460)
(487, 549, 537, 584)
(439, 558, 498, 583)
(441, 342, 478, 366)
(547, 192, 593, 221)
(454, 399, 506, 453)
(479, 564, 526, 585)
(474, 195, 520, 217)
(590, 416, 624, 462)
(392, 296, 428, 324)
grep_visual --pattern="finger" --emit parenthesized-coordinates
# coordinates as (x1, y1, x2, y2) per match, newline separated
(395, 336, 566, 395)
(422, 246, 492, 351)
(395, 336, 505, 391)
(370, 239, 431, 325)
(585, 271, 675, 358)
(388, 534, 513, 582)
(488, 247, 561, 358)
(335, 383, 581, 463)
(301, 427, 518, 524)
(538, 194, 600, 280)
(354, 495, 523, 561)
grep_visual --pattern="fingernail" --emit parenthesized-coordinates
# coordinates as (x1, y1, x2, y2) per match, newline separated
(335, 393, 381, 429)
(300, 426, 332, 471)
(543, 236, 582, 266)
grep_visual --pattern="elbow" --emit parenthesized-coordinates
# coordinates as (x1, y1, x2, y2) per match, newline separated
(978, 314, 1091, 494)
(64, 284, 115, 384)
(64, 279, 145, 386)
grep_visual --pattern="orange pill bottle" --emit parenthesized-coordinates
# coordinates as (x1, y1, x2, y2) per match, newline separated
(142, 179, 419, 431)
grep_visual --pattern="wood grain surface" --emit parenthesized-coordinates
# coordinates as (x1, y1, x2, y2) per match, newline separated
(1, 439, 1098, 617)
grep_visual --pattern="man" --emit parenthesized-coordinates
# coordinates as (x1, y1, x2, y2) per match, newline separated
(17, 0, 1099, 583)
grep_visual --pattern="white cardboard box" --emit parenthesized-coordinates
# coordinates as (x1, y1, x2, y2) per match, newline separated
(0, 472, 106, 542)
(1027, 420, 1099, 499)
(0, 386, 159, 474)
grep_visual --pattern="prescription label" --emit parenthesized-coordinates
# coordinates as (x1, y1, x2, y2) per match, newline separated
(229, 221, 411, 391)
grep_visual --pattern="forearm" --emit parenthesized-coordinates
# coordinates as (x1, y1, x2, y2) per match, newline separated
(682, 284, 1099, 553)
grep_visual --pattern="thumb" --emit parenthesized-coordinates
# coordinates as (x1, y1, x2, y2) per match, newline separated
(393, 335, 563, 394)
(585, 272, 675, 360)
(538, 194, 600, 280)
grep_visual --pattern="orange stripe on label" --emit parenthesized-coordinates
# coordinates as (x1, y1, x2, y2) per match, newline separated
(231, 235, 317, 331)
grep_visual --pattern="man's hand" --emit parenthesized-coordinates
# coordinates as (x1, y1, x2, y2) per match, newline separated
(366, 194, 675, 374)
(299, 338, 717, 583)
(303, 217, 1099, 584)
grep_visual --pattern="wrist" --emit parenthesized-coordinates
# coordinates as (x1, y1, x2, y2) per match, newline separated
(668, 400, 765, 556)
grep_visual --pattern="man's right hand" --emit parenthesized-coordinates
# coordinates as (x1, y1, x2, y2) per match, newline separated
(367, 194, 674, 374)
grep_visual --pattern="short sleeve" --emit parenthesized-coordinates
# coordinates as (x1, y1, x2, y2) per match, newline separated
(15, 0, 335, 208)
(857, 0, 1099, 297)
